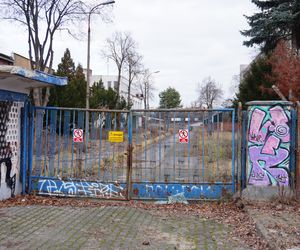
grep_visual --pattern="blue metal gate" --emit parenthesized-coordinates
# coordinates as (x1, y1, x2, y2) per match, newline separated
(29, 106, 130, 199)
(28, 107, 236, 200)
(130, 109, 236, 199)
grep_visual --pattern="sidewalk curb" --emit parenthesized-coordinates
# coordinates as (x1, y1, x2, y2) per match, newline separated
(245, 206, 279, 250)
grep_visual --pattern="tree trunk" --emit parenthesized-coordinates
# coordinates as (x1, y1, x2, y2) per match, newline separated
(127, 69, 132, 109)
(116, 67, 121, 99)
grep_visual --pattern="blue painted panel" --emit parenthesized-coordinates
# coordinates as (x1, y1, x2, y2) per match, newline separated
(12, 68, 67, 86)
(62, 111, 70, 177)
(131, 183, 232, 200)
(35, 178, 126, 199)
(0, 89, 28, 102)
(49, 110, 57, 176)
(34, 178, 232, 200)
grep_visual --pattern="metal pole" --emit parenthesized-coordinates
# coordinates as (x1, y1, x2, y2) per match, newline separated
(86, 13, 91, 111)
(85, 14, 91, 134)
(237, 102, 242, 192)
(145, 70, 159, 109)
(85, 0, 115, 135)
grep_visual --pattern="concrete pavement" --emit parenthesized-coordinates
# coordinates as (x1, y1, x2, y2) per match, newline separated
(0, 205, 248, 250)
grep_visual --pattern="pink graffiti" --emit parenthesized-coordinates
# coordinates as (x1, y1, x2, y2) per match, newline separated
(261, 135, 280, 155)
(248, 106, 290, 186)
(269, 106, 289, 142)
(249, 109, 268, 143)
(248, 146, 289, 186)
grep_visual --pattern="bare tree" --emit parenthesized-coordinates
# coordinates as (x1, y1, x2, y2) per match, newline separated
(102, 32, 136, 101)
(197, 77, 223, 109)
(125, 50, 143, 108)
(0, 0, 86, 106)
(139, 69, 156, 109)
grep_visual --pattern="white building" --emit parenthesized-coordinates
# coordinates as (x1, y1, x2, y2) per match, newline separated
(83, 69, 143, 109)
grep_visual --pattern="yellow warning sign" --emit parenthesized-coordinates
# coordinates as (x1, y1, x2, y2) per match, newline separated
(108, 131, 124, 143)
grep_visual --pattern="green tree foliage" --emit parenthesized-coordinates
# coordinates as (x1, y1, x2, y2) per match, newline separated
(234, 56, 280, 106)
(90, 81, 128, 110)
(159, 87, 182, 108)
(48, 49, 86, 108)
(56, 48, 75, 78)
(241, 0, 300, 52)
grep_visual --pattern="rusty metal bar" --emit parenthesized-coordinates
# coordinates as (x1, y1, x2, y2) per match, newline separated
(296, 102, 300, 197)
(34, 106, 131, 113)
(132, 108, 234, 112)
(126, 144, 133, 201)
(126, 112, 133, 200)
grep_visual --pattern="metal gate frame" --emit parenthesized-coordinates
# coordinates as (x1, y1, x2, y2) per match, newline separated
(27, 106, 237, 200)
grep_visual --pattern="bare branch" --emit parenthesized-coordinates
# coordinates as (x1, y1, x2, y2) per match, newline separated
(102, 32, 138, 100)
(197, 77, 223, 109)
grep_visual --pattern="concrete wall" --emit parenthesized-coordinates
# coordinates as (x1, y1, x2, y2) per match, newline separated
(243, 101, 294, 200)
(247, 103, 292, 186)
(0, 100, 23, 200)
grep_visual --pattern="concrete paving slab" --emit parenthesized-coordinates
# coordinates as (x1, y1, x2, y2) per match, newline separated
(0, 205, 249, 250)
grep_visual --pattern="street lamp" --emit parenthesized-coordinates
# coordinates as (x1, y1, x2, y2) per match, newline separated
(86, 1, 115, 111)
(84, 1, 114, 134)
(146, 70, 160, 109)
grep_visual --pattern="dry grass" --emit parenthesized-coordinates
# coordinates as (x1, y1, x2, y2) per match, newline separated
(32, 125, 235, 183)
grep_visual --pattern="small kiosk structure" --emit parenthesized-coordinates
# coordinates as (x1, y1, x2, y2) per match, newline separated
(0, 66, 67, 200)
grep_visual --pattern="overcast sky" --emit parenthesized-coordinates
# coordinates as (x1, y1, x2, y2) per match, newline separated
(0, 0, 258, 107)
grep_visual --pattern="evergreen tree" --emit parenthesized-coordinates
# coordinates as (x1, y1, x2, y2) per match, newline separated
(159, 87, 182, 108)
(56, 48, 75, 79)
(67, 64, 86, 108)
(48, 49, 86, 108)
(241, 0, 300, 52)
(90, 81, 128, 110)
(234, 56, 280, 106)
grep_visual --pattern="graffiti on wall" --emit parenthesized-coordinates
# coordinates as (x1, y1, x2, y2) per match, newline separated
(0, 101, 20, 197)
(248, 105, 291, 186)
(38, 180, 126, 198)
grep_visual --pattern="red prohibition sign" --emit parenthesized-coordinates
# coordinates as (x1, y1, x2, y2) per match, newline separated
(74, 129, 83, 138)
(73, 129, 83, 142)
(179, 130, 188, 139)
(179, 129, 189, 143)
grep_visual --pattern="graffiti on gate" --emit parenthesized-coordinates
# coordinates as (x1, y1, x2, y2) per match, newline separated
(38, 180, 125, 198)
(131, 183, 232, 199)
(0, 101, 17, 197)
(247, 105, 291, 186)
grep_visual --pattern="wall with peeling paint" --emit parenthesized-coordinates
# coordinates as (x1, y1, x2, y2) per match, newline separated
(247, 102, 293, 187)
(0, 100, 23, 200)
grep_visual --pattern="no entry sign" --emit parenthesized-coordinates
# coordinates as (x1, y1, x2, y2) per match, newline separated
(179, 129, 189, 143)
(73, 129, 83, 143)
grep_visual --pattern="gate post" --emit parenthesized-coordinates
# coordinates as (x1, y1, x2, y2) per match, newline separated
(231, 108, 236, 193)
(126, 111, 133, 200)
(296, 103, 300, 197)
(241, 111, 248, 190)
(28, 104, 34, 193)
(21, 100, 29, 194)
(237, 102, 242, 192)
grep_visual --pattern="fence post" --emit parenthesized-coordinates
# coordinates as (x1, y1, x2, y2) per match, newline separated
(237, 102, 242, 192)
(21, 100, 29, 195)
(28, 104, 34, 193)
(231, 108, 236, 194)
(241, 111, 248, 190)
(126, 111, 133, 200)
(296, 103, 300, 197)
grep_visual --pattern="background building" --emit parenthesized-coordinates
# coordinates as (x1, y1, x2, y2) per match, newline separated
(84, 69, 143, 109)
